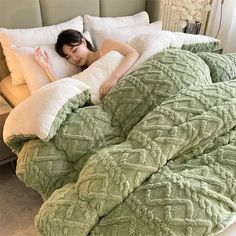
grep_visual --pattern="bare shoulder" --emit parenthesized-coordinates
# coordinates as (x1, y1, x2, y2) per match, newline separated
(100, 38, 126, 53)
(100, 38, 137, 56)
(101, 38, 125, 48)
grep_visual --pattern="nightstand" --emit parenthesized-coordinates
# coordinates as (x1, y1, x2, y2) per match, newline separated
(0, 95, 16, 166)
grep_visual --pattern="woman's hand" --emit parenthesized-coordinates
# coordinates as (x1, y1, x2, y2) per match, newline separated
(34, 47, 58, 81)
(99, 78, 118, 100)
(34, 47, 52, 71)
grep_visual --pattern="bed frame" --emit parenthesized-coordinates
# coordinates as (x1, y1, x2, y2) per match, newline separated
(0, 0, 161, 80)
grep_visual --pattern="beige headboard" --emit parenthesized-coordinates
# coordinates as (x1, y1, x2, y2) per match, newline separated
(0, 0, 161, 80)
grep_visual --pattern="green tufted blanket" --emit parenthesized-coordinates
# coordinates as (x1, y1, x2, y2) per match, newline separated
(6, 50, 236, 235)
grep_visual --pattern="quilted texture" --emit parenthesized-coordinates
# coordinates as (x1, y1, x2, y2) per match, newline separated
(181, 41, 218, 53)
(197, 52, 236, 83)
(103, 49, 211, 136)
(8, 49, 236, 235)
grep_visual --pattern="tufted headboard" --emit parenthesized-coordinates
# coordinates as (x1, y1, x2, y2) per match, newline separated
(0, 0, 161, 80)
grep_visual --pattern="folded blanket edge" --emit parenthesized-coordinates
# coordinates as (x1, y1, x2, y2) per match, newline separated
(4, 89, 91, 153)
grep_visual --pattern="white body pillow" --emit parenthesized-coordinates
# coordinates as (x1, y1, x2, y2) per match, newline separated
(13, 46, 50, 94)
(83, 11, 149, 45)
(72, 50, 124, 104)
(13, 44, 81, 94)
(0, 16, 83, 86)
(93, 20, 162, 48)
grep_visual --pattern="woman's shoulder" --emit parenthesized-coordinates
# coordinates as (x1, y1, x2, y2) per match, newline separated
(101, 38, 117, 51)
(101, 38, 118, 45)
(100, 38, 115, 56)
(100, 38, 129, 56)
(101, 38, 127, 48)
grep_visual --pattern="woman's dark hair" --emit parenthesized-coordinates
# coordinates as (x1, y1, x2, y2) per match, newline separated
(55, 29, 95, 57)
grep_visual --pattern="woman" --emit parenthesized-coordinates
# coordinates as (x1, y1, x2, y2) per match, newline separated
(35, 29, 139, 100)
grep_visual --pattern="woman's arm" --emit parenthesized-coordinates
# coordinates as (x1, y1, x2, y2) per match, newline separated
(34, 47, 58, 82)
(99, 39, 139, 99)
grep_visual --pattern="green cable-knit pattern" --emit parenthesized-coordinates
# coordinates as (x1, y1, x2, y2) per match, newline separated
(54, 105, 123, 162)
(8, 49, 236, 235)
(92, 141, 236, 235)
(103, 49, 211, 136)
(16, 105, 123, 200)
(46, 89, 90, 141)
(182, 41, 219, 53)
(16, 140, 76, 200)
(89, 81, 236, 235)
(197, 52, 236, 83)
(7, 90, 90, 153)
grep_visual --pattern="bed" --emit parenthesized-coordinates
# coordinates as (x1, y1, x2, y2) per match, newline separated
(0, 0, 160, 106)
(1, 0, 236, 235)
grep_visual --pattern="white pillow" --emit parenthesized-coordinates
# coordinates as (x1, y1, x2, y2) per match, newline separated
(93, 20, 163, 48)
(12, 31, 93, 94)
(83, 11, 150, 45)
(0, 16, 83, 86)
(72, 50, 124, 104)
(13, 44, 82, 94)
(13, 46, 50, 94)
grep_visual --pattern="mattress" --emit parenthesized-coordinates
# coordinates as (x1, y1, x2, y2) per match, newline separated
(0, 76, 30, 107)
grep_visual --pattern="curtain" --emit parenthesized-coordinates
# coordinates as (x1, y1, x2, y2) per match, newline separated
(206, 0, 236, 52)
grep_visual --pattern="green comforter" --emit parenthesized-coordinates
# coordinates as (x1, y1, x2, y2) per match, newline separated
(8, 50, 236, 235)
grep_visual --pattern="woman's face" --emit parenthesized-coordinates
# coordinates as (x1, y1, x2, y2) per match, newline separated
(62, 40, 88, 66)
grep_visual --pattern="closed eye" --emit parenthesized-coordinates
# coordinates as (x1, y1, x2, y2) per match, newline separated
(65, 45, 78, 60)
(72, 47, 77, 53)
